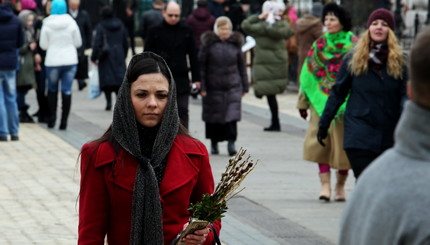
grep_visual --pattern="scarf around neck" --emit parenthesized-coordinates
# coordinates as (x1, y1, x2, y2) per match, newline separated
(368, 42, 388, 70)
(111, 52, 180, 245)
(300, 31, 357, 117)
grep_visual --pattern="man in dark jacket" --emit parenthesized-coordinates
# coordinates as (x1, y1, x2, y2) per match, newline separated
(144, 1, 200, 129)
(69, 0, 92, 90)
(138, 0, 164, 42)
(0, 1, 24, 141)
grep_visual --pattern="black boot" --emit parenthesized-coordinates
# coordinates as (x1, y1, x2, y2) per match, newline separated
(19, 105, 34, 123)
(264, 119, 280, 131)
(59, 93, 71, 130)
(104, 91, 112, 111)
(36, 90, 49, 123)
(211, 140, 219, 155)
(227, 140, 237, 156)
(47, 92, 58, 128)
(77, 79, 87, 91)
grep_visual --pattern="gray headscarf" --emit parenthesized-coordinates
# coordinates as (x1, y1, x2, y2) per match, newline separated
(111, 52, 179, 244)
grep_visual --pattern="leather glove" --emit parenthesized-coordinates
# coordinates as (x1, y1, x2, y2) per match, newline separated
(298, 109, 308, 120)
(317, 127, 328, 147)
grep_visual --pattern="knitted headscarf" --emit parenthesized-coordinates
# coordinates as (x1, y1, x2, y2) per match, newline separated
(111, 52, 179, 244)
(300, 31, 357, 117)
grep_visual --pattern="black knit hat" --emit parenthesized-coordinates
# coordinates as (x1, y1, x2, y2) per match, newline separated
(367, 8, 395, 30)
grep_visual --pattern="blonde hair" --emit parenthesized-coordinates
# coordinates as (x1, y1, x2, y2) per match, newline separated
(349, 29, 405, 79)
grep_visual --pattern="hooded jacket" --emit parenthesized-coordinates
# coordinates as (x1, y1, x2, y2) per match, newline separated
(0, 4, 23, 70)
(186, 7, 215, 49)
(91, 17, 128, 89)
(39, 14, 82, 66)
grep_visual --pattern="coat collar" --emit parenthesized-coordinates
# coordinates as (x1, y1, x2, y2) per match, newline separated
(394, 101, 430, 161)
(93, 135, 207, 196)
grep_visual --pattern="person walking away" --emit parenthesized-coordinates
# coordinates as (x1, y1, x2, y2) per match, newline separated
(295, 2, 323, 87)
(17, 10, 38, 123)
(113, 0, 138, 56)
(241, 0, 293, 131)
(318, 8, 408, 179)
(339, 26, 430, 245)
(138, 0, 165, 44)
(199, 16, 249, 156)
(0, 0, 23, 141)
(144, 1, 201, 129)
(78, 52, 221, 244)
(69, 0, 92, 91)
(91, 5, 129, 111)
(39, 0, 82, 130)
(186, 0, 215, 53)
(297, 2, 356, 201)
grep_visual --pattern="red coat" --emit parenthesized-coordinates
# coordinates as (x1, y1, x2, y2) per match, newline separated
(78, 134, 221, 244)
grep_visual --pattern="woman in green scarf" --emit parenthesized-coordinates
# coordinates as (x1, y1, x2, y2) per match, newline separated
(296, 3, 356, 202)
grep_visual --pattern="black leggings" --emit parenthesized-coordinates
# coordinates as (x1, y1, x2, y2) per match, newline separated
(266, 95, 279, 122)
(345, 148, 381, 179)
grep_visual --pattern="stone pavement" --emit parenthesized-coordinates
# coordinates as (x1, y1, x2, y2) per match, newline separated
(0, 64, 355, 245)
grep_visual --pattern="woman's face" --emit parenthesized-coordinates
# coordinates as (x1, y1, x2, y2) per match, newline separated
(324, 13, 343, 34)
(369, 19, 390, 43)
(217, 23, 232, 41)
(27, 14, 34, 29)
(131, 73, 169, 127)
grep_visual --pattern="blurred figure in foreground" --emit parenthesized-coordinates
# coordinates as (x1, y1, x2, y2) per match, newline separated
(339, 26, 430, 245)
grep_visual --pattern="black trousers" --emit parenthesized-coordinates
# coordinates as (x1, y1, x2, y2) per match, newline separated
(345, 148, 381, 179)
(177, 92, 189, 129)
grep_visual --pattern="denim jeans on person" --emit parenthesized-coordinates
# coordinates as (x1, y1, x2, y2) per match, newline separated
(46, 65, 77, 94)
(0, 70, 19, 138)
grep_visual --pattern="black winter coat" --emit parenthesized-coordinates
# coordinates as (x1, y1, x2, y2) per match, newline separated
(145, 21, 200, 94)
(70, 9, 92, 56)
(91, 18, 128, 89)
(199, 31, 249, 123)
(319, 54, 408, 154)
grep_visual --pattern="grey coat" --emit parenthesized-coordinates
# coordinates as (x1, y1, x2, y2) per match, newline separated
(339, 101, 430, 245)
(199, 31, 249, 123)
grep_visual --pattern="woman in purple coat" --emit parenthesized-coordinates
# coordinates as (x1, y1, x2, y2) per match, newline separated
(199, 16, 249, 156)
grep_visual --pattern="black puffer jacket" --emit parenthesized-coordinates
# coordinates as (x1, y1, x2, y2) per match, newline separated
(199, 31, 249, 123)
(91, 17, 128, 89)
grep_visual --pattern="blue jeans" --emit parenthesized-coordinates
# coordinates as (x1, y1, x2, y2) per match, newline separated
(0, 70, 19, 137)
(46, 65, 77, 95)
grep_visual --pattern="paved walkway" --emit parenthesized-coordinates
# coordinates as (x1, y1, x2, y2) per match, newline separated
(0, 57, 355, 245)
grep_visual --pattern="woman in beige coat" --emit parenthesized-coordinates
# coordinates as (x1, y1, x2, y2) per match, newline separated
(297, 3, 356, 202)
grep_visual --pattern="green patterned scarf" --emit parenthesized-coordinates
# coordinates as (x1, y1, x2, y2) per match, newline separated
(300, 31, 357, 117)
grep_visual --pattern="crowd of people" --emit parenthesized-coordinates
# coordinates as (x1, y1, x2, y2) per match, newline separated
(1, 0, 430, 243)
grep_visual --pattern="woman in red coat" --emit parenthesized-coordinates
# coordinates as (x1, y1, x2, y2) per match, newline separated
(78, 52, 221, 245)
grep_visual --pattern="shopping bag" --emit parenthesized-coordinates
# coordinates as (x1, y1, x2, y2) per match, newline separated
(88, 64, 101, 99)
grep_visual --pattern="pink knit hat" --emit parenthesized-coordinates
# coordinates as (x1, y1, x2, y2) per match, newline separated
(21, 0, 37, 10)
(367, 8, 395, 30)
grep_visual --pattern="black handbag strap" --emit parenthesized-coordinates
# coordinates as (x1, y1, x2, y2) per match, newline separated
(210, 224, 221, 245)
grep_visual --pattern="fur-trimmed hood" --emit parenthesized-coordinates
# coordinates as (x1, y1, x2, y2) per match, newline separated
(200, 31, 244, 48)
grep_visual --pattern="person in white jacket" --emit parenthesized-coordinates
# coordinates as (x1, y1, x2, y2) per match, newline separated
(40, 0, 81, 130)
